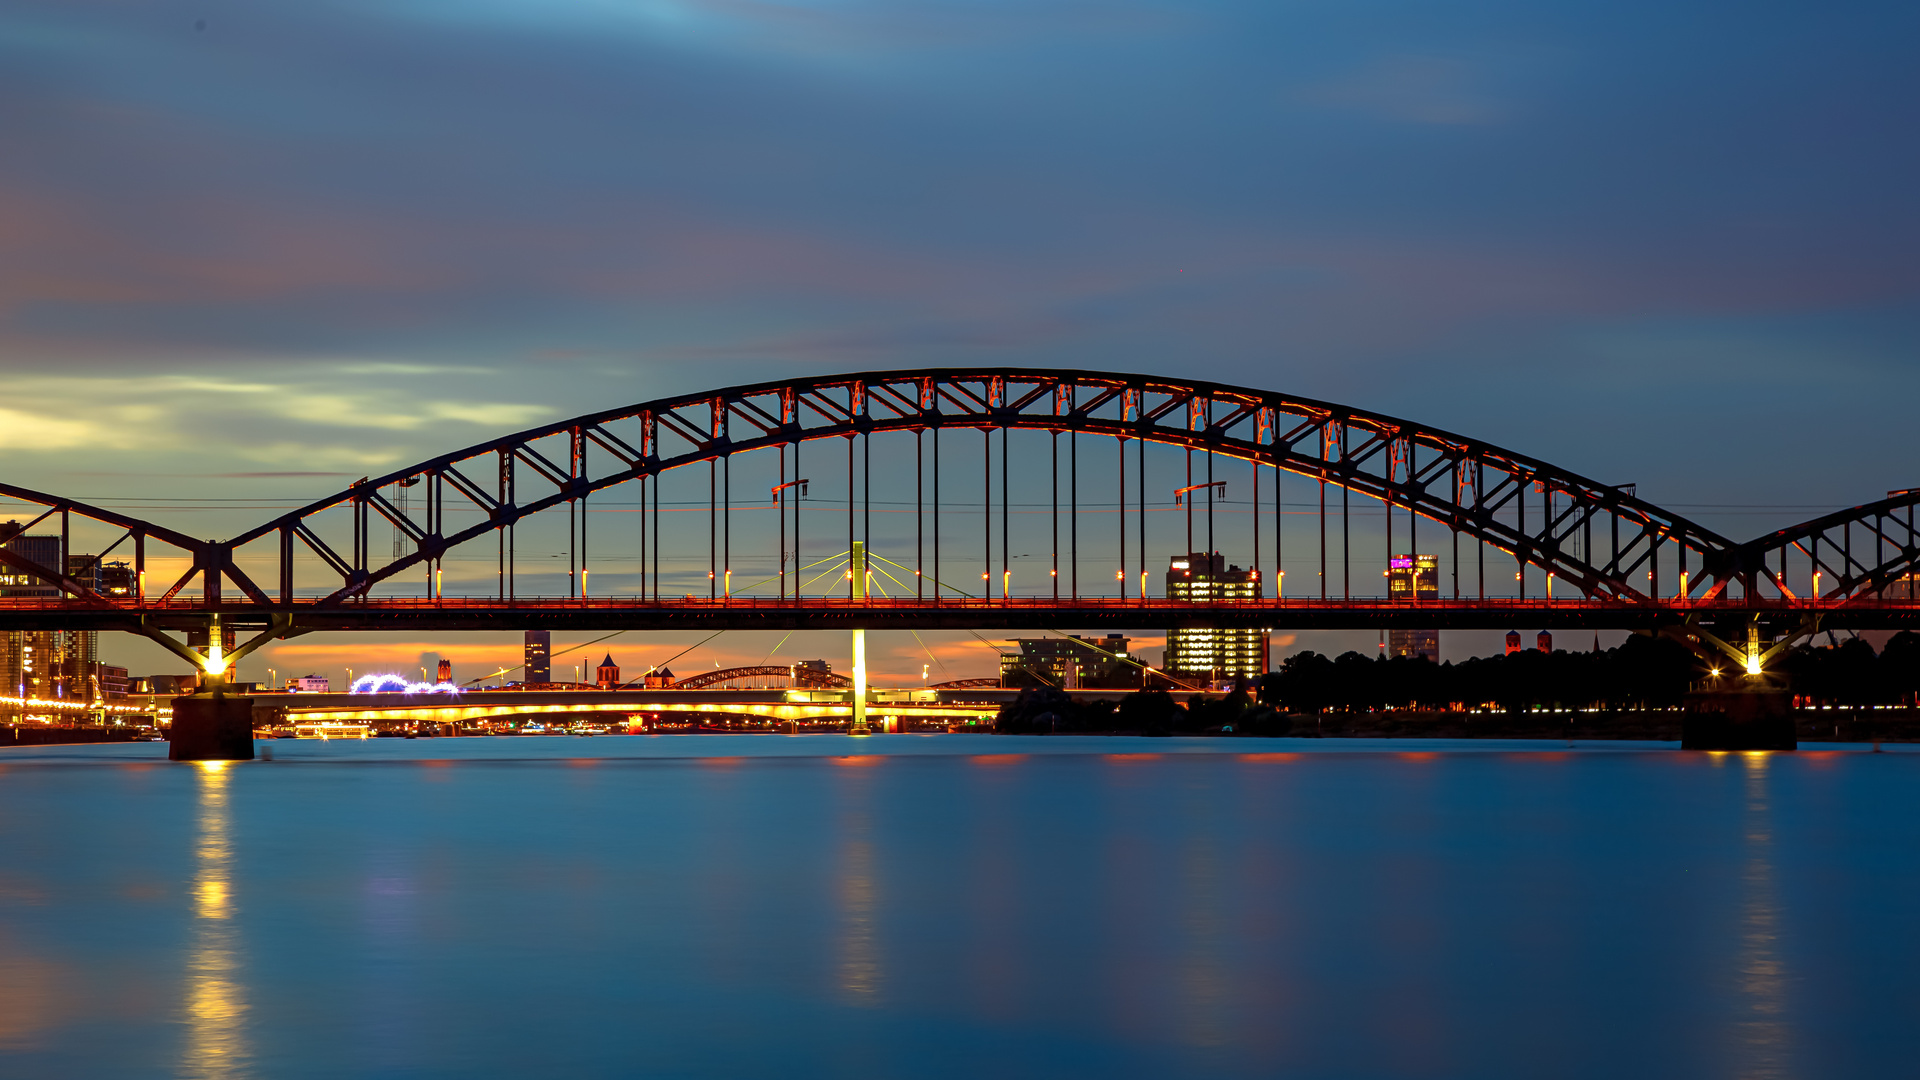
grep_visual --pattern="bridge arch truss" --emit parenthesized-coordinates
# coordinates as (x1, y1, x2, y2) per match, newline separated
(200, 368, 1740, 613)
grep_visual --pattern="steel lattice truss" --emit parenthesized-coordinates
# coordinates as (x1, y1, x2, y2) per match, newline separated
(0, 369, 1914, 650)
(669, 666, 850, 690)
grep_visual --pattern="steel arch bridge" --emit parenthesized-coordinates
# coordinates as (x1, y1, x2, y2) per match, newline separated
(668, 665, 851, 691)
(0, 367, 1914, 673)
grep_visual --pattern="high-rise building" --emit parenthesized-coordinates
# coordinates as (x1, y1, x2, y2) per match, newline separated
(1, 630, 100, 702)
(1000, 634, 1139, 688)
(0, 528, 61, 598)
(1163, 552, 1268, 682)
(436, 659, 452, 684)
(524, 630, 551, 683)
(65, 554, 133, 597)
(1387, 553, 1440, 662)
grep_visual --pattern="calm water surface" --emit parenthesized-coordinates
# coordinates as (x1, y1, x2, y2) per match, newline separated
(1, 735, 1916, 1079)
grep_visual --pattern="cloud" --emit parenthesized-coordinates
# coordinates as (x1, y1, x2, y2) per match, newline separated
(0, 408, 117, 450)
(388, 0, 1179, 59)
(1303, 54, 1509, 126)
(212, 471, 358, 478)
(425, 402, 552, 427)
(238, 442, 411, 470)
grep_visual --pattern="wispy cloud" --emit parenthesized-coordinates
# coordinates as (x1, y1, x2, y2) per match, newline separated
(0, 408, 124, 450)
(1303, 55, 1509, 126)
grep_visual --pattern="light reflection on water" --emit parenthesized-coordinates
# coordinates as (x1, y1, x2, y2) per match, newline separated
(0, 736, 1914, 1079)
(183, 760, 249, 1080)
(1736, 752, 1792, 1080)
(835, 761, 882, 1006)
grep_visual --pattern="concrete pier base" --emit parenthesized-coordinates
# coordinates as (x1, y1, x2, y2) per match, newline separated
(169, 693, 256, 761)
(1681, 687, 1796, 751)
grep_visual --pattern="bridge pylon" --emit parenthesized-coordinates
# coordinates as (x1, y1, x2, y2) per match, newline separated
(850, 541, 870, 736)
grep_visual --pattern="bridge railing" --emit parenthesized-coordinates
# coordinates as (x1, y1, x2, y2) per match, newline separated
(3, 594, 1916, 612)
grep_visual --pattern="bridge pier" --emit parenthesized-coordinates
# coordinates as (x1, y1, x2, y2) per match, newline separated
(169, 689, 256, 761)
(1681, 684, 1795, 751)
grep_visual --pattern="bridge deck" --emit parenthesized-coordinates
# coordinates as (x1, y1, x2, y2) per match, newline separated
(5, 595, 1916, 632)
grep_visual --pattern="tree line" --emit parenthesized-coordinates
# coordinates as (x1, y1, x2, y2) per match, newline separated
(993, 631, 1920, 733)
(1259, 632, 1920, 713)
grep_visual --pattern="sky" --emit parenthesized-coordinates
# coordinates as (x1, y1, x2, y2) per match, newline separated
(4, 0, 1918, 684)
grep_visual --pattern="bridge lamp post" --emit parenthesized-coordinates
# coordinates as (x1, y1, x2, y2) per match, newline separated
(201, 642, 227, 685)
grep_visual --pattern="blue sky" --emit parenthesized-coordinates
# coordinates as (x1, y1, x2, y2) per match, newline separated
(4, 0, 1917, 681)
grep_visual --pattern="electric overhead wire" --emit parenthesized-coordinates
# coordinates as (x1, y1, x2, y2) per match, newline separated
(1040, 628, 1208, 693)
(617, 629, 729, 689)
(458, 628, 631, 686)
(908, 630, 949, 676)
(758, 630, 795, 666)
(871, 553, 975, 599)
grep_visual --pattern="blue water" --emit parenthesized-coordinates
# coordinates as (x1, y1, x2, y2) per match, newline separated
(2, 735, 1917, 1079)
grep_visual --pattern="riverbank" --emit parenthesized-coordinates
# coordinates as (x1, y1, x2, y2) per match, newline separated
(1015, 709, 1920, 741)
(1, 725, 145, 747)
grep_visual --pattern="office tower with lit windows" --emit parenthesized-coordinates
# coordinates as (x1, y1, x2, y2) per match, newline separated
(1, 630, 100, 703)
(0, 528, 60, 598)
(1387, 553, 1440, 662)
(1163, 552, 1267, 682)
(524, 630, 551, 683)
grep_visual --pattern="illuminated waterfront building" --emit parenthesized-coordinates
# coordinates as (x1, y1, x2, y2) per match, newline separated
(1000, 634, 1138, 688)
(1163, 552, 1268, 682)
(1387, 553, 1440, 662)
(1, 630, 100, 703)
(596, 654, 620, 689)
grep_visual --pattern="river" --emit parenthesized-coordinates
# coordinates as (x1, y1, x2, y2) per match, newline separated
(0, 736, 1914, 1078)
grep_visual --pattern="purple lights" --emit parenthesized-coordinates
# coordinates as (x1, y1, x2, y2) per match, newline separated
(350, 674, 463, 695)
